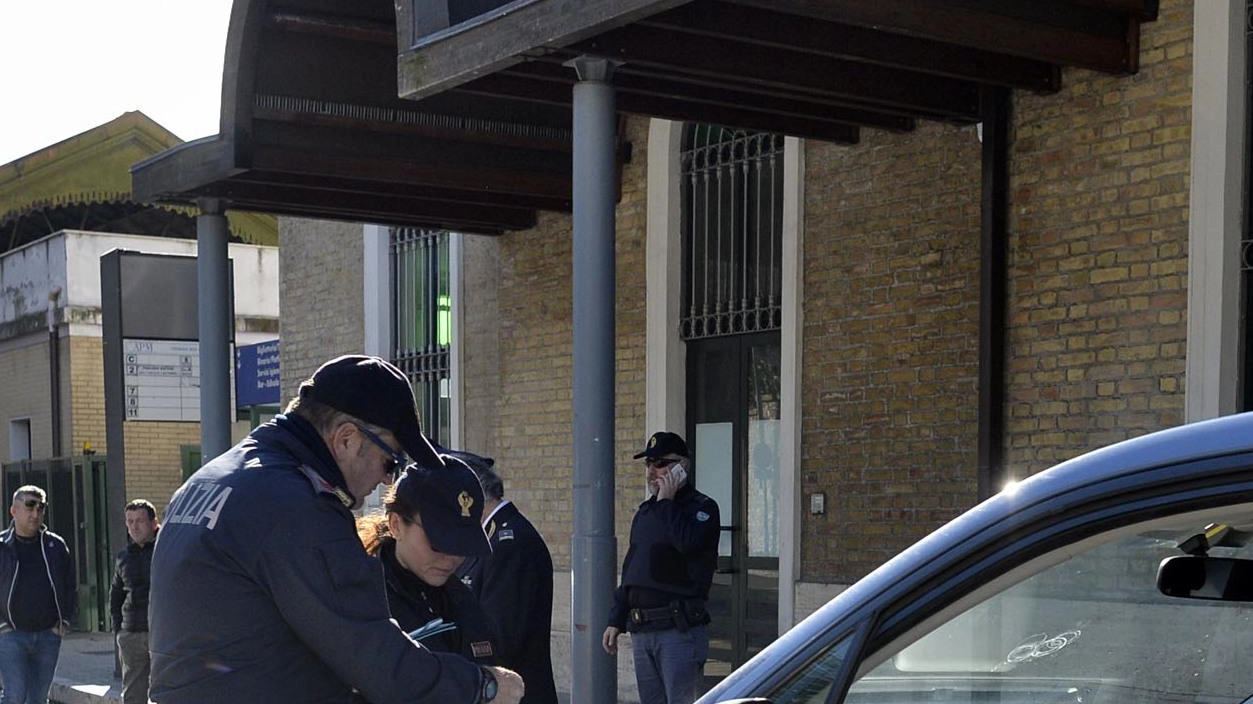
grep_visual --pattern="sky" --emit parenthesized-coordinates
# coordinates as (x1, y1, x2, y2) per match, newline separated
(0, 0, 235, 165)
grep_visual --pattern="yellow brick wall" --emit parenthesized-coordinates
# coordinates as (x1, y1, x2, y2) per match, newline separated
(278, 218, 365, 402)
(801, 121, 983, 581)
(1005, 0, 1191, 472)
(462, 115, 651, 570)
(0, 336, 58, 460)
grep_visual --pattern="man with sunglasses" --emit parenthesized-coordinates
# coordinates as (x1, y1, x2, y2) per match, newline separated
(0, 485, 77, 704)
(602, 432, 720, 704)
(149, 355, 523, 704)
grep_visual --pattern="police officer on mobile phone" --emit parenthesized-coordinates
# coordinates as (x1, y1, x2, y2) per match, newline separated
(602, 431, 720, 704)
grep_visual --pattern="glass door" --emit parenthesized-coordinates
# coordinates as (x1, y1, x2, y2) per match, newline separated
(688, 331, 781, 687)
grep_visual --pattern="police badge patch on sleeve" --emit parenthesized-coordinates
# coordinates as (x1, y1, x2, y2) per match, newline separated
(696, 511, 710, 522)
(498, 529, 514, 540)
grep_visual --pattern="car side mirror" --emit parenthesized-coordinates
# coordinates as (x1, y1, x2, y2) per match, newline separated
(1157, 555, 1253, 601)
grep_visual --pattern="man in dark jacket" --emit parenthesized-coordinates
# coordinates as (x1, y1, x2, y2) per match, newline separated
(0, 485, 77, 704)
(148, 355, 523, 704)
(602, 432, 720, 704)
(453, 450, 558, 704)
(110, 499, 159, 704)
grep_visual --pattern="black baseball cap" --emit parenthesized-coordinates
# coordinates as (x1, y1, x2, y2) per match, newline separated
(392, 457, 491, 557)
(298, 355, 443, 469)
(435, 446, 495, 476)
(633, 431, 690, 459)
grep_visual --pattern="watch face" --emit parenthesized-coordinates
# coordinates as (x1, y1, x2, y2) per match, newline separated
(484, 675, 498, 701)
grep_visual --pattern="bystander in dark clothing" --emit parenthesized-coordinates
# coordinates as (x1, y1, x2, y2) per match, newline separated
(454, 450, 558, 704)
(0, 485, 77, 704)
(603, 432, 720, 704)
(110, 499, 159, 704)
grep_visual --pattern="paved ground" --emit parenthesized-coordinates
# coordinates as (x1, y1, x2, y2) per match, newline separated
(49, 631, 122, 704)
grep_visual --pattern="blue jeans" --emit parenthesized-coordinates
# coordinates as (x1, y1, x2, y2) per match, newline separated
(0, 629, 62, 704)
(631, 625, 708, 704)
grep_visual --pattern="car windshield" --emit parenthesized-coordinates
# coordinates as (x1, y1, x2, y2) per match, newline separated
(841, 506, 1253, 704)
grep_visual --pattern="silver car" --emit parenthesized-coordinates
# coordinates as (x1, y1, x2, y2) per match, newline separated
(700, 412, 1253, 704)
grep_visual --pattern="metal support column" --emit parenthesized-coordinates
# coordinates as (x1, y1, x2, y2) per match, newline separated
(568, 55, 619, 704)
(977, 87, 1010, 500)
(197, 199, 232, 460)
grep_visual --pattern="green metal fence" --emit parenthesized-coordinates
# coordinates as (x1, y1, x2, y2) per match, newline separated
(2, 455, 112, 632)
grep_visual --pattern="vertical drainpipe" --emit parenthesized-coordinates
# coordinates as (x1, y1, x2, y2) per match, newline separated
(48, 287, 63, 457)
(567, 55, 619, 704)
(977, 87, 1010, 501)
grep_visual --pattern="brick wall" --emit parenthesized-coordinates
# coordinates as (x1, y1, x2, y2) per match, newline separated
(1005, 0, 1192, 472)
(460, 235, 501, 457)
(0, 336, 55, 460)
(801, 121, 983, 583)
(68, 336, 105, 457)
(279, 219, 365, 401)
(462, 115, 651, 570)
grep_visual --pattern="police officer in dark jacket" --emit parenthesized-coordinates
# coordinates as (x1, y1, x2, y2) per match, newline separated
(148, 355, 522, 704)
(357, 458, 499, 666)
(110, 498, 159, 704)
(602, 432, 720, 704)
(454, 450, 558, 704)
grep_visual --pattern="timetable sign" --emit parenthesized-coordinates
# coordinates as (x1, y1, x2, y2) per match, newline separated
(123, 339, 201, 422)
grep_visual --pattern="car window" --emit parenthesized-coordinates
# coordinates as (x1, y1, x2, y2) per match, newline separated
(843, 507, 1253, 704)
(766, 633, 855, 704)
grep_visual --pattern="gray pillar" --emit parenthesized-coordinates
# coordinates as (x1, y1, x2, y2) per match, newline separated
(568, 56, 619, 704)
(197, 199, 232, 459)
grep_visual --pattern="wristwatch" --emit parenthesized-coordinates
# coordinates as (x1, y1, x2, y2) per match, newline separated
(476, 666, 498, 703)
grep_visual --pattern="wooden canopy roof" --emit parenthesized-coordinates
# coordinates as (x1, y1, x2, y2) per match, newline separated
(133, 0, 1157, 234)
(399, 0, 1157, 142)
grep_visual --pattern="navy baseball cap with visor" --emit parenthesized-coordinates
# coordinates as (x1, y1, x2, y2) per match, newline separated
(297, 355, 443, 469)
(393, 457, 491, 557)
(633, 431, 689, 460)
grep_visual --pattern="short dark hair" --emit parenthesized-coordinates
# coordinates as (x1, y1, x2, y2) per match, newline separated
(125, 499, 157, 521)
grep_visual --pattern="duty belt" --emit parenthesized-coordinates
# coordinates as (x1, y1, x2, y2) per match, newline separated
(628, 606, 675, 627)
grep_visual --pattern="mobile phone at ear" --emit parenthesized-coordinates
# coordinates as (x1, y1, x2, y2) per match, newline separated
(669, 464, 687, 486)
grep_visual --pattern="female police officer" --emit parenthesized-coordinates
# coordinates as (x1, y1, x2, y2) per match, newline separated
(358, 458, 500, 666)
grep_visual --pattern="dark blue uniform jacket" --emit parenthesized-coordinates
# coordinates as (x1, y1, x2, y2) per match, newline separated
(377, 540, 498, 666)
(608, 484, 720, 631)
(458, 501, 558, 704)
(110, 534, 155, 632)
(148, 414, 482, 704)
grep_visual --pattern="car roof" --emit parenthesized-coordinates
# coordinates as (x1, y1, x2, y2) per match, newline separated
(710, 412, 1253, 700)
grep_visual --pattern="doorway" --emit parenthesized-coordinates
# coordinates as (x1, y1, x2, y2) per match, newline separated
(688, 331, 781, 682)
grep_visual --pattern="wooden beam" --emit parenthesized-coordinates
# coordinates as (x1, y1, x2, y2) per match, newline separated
(229, 170, 571, 212)
(461, 68, 862, 142)
(204, 179, 539, 232)
(641, 1, 1059, 93)
(397, 0, 686, 100)
(249, 143, 571, 202)
(722, 0, 1136, 74)
(477, 60, 918, 131)
(571, 24, 981, 119)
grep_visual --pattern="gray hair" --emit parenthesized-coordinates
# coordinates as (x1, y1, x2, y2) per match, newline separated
(13, 485, 46, 504)
(444, 451, 503, 501)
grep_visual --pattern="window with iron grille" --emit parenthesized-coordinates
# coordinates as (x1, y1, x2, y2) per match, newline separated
(390, 228, 452, 445)
(681, 125, 785, 340)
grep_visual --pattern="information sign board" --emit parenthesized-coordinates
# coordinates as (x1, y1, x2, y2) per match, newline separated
(123, 339, 201, 421)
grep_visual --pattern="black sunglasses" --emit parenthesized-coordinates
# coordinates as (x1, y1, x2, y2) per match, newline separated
(352, 423, 406, 478)
(645, 458, 676, 469)
(22, 499, 46, 511)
